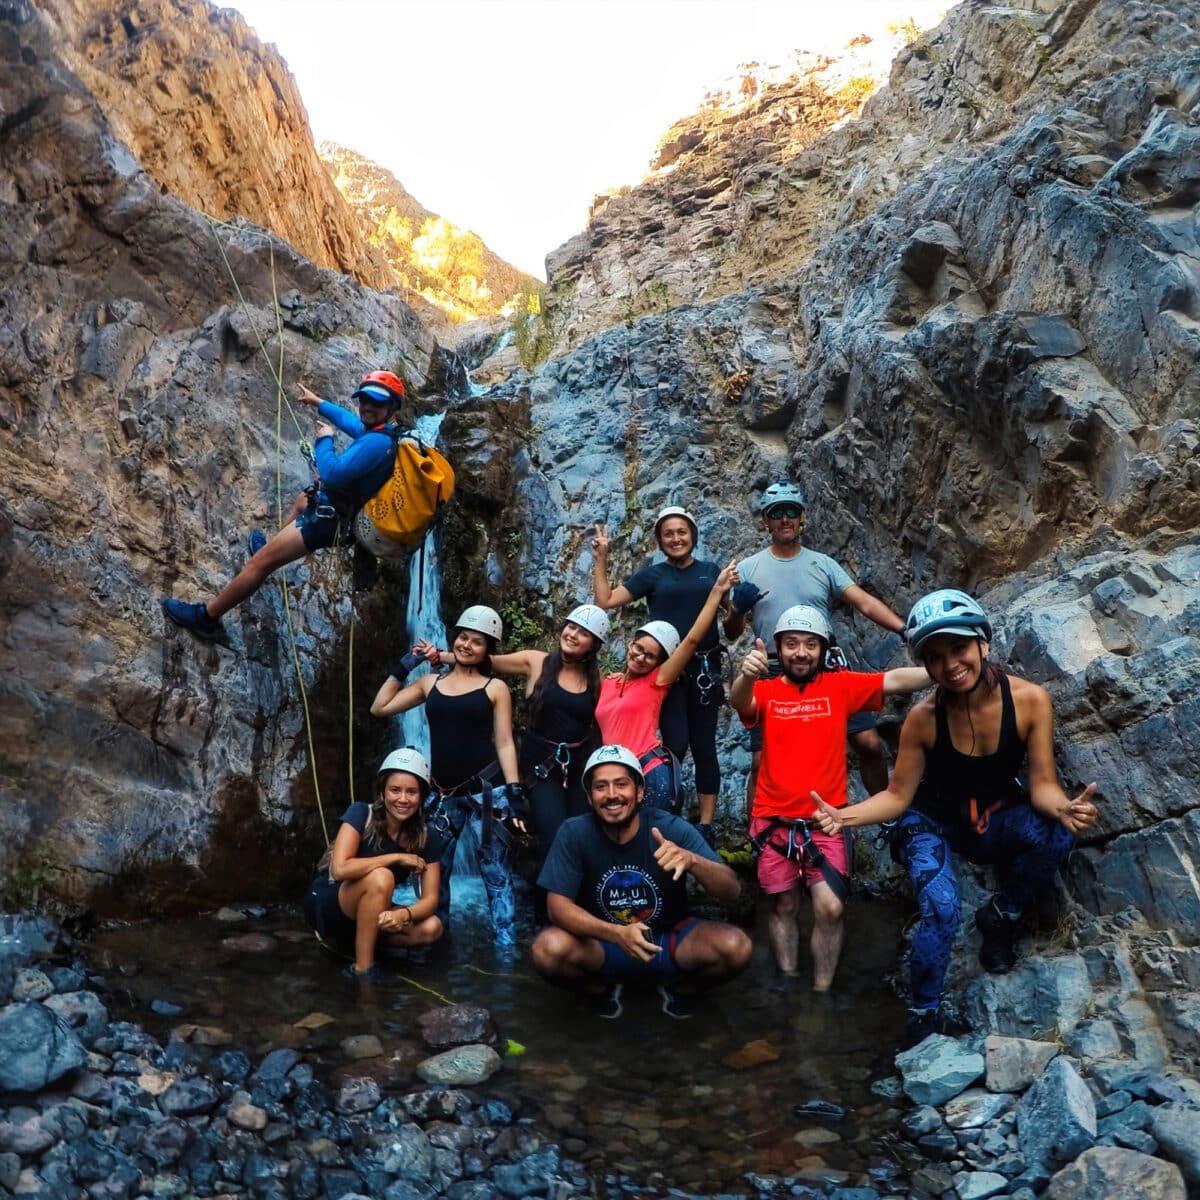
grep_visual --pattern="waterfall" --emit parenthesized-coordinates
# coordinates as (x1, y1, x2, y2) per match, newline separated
(397, 411, 449, 758)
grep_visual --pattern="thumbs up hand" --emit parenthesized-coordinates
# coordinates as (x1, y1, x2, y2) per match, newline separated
(652, 827, 694, 881)
(741, 638, 769, 680)
(810, 791, 843, 836)
(1060, 782, 1099, 835)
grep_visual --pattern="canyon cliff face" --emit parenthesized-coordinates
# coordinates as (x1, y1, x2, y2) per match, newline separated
(322, 143, 537, 324)
(485, 0, 1200, 1050)
(0, 0, 455, 911)
(35, 0, 398, 293)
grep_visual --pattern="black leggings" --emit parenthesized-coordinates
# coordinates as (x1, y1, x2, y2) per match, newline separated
(528, 761, 588, 922)
(659, 669, 723, 795)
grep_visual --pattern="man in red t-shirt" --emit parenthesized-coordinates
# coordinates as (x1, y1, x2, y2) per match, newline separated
(730, 605, 929, 990)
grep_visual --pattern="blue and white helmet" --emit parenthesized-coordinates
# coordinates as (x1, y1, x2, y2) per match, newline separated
(905, 589, 993, 655)
(774, 604, 831, 644)
(565, 604, 609, 644)
(759, 482, 806, 515)
(582, 744, 645, 791)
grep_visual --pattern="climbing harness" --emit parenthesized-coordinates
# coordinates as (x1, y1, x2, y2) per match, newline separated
(638, 744, 684, 815)
(426, 765, 513, 850)
(527, 733, 587, 782)
(750, 816, 852, 903)
(691, 646, 725, 708)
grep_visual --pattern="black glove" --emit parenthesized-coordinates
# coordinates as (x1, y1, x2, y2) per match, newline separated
(825, 645, 848, 671)
(388, 650, 425, 682)
(502, 782, 528, 821)
(730, 582, 764, 615)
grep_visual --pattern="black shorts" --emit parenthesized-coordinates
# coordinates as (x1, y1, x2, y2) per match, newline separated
(302, 876, 355, 951)
(295, 500, 353, 552)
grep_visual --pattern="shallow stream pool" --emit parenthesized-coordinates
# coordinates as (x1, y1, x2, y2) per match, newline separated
(90, 882, 916, 1197)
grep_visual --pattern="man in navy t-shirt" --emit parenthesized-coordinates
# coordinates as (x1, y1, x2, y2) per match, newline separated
(533, 744, 751, 1019)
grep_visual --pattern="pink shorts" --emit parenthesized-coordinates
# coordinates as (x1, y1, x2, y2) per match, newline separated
(751, 817, 851, 895)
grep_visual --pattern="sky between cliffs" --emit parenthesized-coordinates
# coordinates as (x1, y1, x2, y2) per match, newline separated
(229, 0, 953, 279)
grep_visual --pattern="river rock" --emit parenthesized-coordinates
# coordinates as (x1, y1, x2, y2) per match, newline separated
(336, 1076, 382, 1114)
(1150, 1105, 1200, 1186)
(339, 1034, 384, 1060)
(0, 1002, 87, 1091)
(896, 1035, 985, 1106)
(953, 1170, 1008, 1200)
(158, 1077, 220, 1117)
(219, 933, 277, 954)
(0, 1116, 54, 1156)
(416, 1045, 502, 1087)
(1017, 1057, 1097, 1174)
(42, 991, 109, 1048)
(985, 1035, 1059, 1093)
(1045, 1146, 1185, 1200)
(944, 1088, 1015, 1129)
(415, 1005, 498, 1049)
(10, 968, 53, 1003)
(381, 1124, 434, 1181)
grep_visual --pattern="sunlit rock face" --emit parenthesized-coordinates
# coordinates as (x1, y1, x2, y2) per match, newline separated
(506, 0, 1200, 934)
(35, 0, 398, 293)
(322, 144, 537, 327)
(0, 0, 444, 911)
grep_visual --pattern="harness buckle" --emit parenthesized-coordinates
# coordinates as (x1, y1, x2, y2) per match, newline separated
(554, 742, 571, 767)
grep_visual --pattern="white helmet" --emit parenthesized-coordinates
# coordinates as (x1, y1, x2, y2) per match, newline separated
(354, 512, 408, 561)
(377, 746, 431, 788)
(565, 604, 609, 643)
(773, 605, 831, 644)
(759, 482, 806, 515)
(455, 605, 503, 642)
(582, 744, 645, 791)
(653, 505, 698, 543)
(633, 620, 680, 658)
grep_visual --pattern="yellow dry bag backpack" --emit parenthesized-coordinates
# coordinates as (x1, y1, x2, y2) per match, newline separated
(356, 431, 455, 558)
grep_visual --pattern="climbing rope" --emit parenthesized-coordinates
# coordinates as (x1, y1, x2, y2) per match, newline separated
(208, 217, 331, 845)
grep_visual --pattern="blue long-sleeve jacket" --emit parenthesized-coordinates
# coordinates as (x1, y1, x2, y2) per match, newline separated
(312, 399, 397, 514)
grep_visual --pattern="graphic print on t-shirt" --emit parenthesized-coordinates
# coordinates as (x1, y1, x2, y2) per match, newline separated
(770, 697, 832, 720)
(596, 865, 662, 925)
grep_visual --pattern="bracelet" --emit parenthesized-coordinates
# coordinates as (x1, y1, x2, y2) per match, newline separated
(403, 906, 412, 924)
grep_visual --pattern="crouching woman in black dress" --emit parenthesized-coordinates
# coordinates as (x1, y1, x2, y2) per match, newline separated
(303, 747, 445, 980)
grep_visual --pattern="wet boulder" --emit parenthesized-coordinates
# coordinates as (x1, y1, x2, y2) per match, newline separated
(0, 1002, 86, 1092)
(416, 1045, 502, 1087)
(984, 1035, 1059, 1093)
(415, 1005, 498, 1049)
(895, 1035, 985, 1106)
(1017, 1057, 1097, 1175)
(1045, 1146, 1184, 1200)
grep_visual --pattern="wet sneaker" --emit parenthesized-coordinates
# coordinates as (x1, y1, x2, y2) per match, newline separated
(975, 899, 1019, 974)
(590, 983, 623, 1020)
(658, 985, 695, 1020)
(696, 822, 717, 850)
(161, 598, 225, 642)
(341, 962, 382, 983)
(903, 1006, 944, 1049)
(246, 529, 267, 558)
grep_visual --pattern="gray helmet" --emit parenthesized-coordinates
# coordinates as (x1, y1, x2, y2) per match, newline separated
(653, 505, 698, 545)
(773, 604, 831, 644)
(582, 744, 645, 791)
(378, 746, 431, 788)
(759, 482, 806, 515)
(564, 604, 609, 644)
(905, 589, 992, 655)
(455, 605, 503, 642)
(633, 620, 680, 658)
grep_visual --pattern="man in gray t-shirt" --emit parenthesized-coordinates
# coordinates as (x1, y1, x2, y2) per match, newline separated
(723, 482, 907, 810)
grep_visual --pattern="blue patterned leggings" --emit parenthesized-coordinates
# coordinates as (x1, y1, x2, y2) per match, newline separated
(892, 806, 1073, 1010)
(434, 804, 517, 949)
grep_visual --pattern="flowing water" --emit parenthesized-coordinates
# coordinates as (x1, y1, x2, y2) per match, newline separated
(90, 893, 914, 1197)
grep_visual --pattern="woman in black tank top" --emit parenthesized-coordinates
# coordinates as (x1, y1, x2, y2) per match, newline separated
(451, 604, 605, 924)
(809, 590, 1098, 1044)
(371, 604, 525, 948)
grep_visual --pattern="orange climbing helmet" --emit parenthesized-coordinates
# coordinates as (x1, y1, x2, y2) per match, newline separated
(352, 370, 406, 405)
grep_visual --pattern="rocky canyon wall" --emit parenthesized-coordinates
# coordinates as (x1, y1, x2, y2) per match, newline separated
(0, 0, 456, 912)
(504, 0, 1200, 952)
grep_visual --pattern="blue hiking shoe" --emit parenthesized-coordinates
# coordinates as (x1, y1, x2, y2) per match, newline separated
(590, 983, 624, 1020)
(246, 529, 268, 558)
(161, 598, 225, 642)
(658, 985, 696, 1020)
